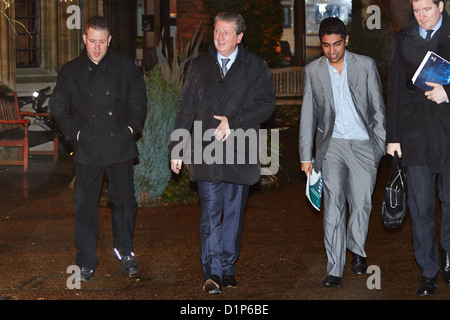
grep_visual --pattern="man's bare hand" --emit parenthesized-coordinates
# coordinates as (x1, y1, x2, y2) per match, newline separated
(425, 82, 449, 104)
(213, 115, 231, 142)
(387, 143, 402, 158)
(301, 161, 313, 176)
(170, 159, 183, 174)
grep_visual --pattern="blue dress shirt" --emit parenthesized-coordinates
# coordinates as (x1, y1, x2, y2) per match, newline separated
(217, 47, 238, 71)
(419, 15, 442, 39)
(328, 52, 369, 140)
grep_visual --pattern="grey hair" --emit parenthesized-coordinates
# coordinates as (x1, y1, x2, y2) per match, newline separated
(214, 12, 246, 35)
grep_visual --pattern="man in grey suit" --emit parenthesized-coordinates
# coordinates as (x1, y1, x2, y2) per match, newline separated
(299, 17, 386, 287)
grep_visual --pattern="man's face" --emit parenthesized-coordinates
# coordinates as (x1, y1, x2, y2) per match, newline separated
(412, 0, 444, 31)
(213, 20, 243, 57)
(83, 27, 111, 64)
(321, 33, 348, 67)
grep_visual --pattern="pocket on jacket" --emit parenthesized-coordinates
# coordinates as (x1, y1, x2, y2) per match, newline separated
(76, 130, 100, 158)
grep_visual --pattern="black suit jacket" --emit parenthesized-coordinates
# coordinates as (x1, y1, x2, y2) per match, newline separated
(50, 50, 147, 165)
(387, 11, 450, 173)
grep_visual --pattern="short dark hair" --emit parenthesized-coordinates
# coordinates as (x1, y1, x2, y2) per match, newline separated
(318, 17, 347, 42)
(214, 12, 246, 35)
(84, 16, 111, 36)
(410, 0, 442, 6)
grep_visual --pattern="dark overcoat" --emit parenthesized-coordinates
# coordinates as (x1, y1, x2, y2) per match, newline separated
(170, 43, 276, 185)
(387, 11, 450, 173)
(50, 50, 147, 166)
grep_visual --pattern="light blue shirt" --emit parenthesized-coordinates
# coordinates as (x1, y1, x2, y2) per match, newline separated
(217, 47, 238, 71)
(419, 15, 442, 39)
(328, 52, 369, 140)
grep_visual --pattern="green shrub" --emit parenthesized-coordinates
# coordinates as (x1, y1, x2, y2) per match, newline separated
(134, 23, 203, 206)
(134, 65, 180, 205)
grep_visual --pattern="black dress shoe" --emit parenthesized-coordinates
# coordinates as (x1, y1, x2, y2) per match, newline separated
(351, 254, 368, 275)
(203, 275, 222, 294)
(416, 277, 437, 296)
(222, 275, 238, 288)
(321, 275, 341, 287)
(440, 248, 450, 285)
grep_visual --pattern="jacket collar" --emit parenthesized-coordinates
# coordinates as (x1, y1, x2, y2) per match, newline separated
(403, 9, 450, 39)
(318, 51, 360, 112)
(208, 42, 246, 62)
(80, 49, 110, 73)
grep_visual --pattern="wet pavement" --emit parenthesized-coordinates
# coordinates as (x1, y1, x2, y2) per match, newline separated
(1, 105, 449, 313)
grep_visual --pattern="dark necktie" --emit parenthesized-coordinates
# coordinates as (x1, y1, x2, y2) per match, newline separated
(221, 58, 230, 77)
(425, 29, 434, 41)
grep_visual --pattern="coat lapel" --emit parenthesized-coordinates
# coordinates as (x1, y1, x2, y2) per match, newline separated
(346, 52, 362, 112)
(317, 56, 335, 112)
(347, 53, 358, 91)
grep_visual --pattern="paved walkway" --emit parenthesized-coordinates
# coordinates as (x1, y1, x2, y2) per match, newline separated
(1, 106, 449, 315)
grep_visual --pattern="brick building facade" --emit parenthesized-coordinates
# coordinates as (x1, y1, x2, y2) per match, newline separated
(176, 0, 212, 52)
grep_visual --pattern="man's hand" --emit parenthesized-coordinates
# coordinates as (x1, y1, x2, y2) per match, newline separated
(387, 143, 402, 158)
(425, 82, 449, 104)
(170, 159, 183, 174)
(213, 115, 231, 142)
(301, 161, 313, 176)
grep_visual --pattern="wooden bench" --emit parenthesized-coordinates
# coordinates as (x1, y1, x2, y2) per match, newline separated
(270, 67, 304, 104)
(0, 92, 58, 172)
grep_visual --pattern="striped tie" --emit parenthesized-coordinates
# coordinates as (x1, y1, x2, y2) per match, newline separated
(221, 58, 230, 77)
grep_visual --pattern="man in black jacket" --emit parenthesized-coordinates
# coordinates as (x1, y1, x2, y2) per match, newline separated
(50, 16, 147, 282)
(387, 0, 450, 296)
(170, 12, 275, 294)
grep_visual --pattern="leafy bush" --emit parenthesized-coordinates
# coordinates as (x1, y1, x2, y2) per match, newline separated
(134, 23, 203, 206)
(134, 65, 180, 205)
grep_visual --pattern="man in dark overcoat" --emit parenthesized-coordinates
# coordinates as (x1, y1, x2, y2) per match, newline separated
(50, 16, 147, 282)
(387, 0, 450, 296)
(170, 12, 275, 294)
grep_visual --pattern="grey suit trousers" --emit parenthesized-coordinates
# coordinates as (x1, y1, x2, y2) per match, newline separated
(321, 138, 378, 277)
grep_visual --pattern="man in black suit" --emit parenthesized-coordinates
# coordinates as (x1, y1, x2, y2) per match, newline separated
(170, 12, 275, 294)
(50, 16, 147, 282)
(387, 0, 450, 296)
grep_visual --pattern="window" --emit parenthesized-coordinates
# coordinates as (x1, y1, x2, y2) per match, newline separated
(15, 0, 40, 67)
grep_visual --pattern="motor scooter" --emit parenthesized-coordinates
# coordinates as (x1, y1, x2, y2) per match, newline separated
(18, 87, 74, 156)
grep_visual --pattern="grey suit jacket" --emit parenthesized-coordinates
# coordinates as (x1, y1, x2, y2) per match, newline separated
(299, 51, 386, 172)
